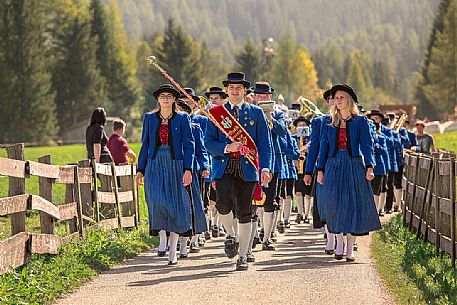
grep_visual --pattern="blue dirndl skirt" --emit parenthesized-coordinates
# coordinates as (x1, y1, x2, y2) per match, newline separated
(144, 146, 192, 235)
(320, 149, 381, 235)
(190, 172, 208, 234)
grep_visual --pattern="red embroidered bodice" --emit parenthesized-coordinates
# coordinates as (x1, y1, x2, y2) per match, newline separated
(337, 127, 347, 149)
(159, 124, 168, 145)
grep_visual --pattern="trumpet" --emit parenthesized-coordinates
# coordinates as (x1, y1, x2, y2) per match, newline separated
(391, 112, 408, 132)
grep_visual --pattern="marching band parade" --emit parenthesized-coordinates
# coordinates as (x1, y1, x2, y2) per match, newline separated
(135, 57, 415, 270)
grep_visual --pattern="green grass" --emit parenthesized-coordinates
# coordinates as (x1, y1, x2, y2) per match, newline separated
(434, 130, 457, 153)
(372, 215, 457, 305)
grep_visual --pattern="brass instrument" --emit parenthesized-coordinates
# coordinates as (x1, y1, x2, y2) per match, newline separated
(393, 113, 408, 132)
(194, 96, 213, 115)
(298, 97, 323, 116)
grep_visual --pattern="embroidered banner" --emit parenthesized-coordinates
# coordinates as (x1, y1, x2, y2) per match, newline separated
(208, 104, 259, 172)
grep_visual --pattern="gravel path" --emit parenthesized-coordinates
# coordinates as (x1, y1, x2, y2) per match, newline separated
(55, 217, 395, 305)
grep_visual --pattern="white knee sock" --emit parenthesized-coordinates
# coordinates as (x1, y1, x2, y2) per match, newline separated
(159, 230, 167, 252)
(263, 212, 274, 243)
(179, 237, 188, 254)
(191, 235, 199, 244)
(326, 232, 336, 251)
(248, 220, 257, 252)
(219, 211, 235, 237)
(304, 196, 312, 218)
(168, 232, 179, 263)
(238, 222, 252, 259)
(373, 195, 380, 212)
(394, 189, 402, 208)
(272, 210, 278, 234)
(379, 192, 387, 212)
(283, 198, 292, 221)
(335, 233, 344, 255)
(233, 218, 239, 242)
(346, 234, 356, 259)
(258, 207, 264, 228)
(279, 199, 285, 222)
(296, 194, 304, 216)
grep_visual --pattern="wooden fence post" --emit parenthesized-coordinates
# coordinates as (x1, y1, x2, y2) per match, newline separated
(131, 164, 139, 227)
(38, 155, 54, 234)
(78, 160, 93, 222)
(6, 143, 26, 235)
(73, 166, 85, 238)
(450, 156, 456, 268)
(433, 154, 441, 255)
(408, 155, 420, 230)
(110, 162, 123, 228)
(91, 159, 100, 223)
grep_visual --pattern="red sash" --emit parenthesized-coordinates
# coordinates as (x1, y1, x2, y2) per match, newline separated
(208, 104, 259, 172)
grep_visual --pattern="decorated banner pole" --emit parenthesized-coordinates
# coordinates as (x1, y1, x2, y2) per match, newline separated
(146, 55, 253, 165)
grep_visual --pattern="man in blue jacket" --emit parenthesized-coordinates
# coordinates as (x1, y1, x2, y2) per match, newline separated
(205, 72, 272, 271)
(253, 81, 288, 251)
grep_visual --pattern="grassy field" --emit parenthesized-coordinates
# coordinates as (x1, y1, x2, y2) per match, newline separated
(372, 130, 457, 305)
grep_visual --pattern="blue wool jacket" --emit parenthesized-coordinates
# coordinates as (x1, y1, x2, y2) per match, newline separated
(191, 114, 209, 135)
(304, 114, 326, 175)
(137, 111, 195, 174)
(191, 123, 209, 172)
(374, 133, 389, 176)
(381, 124, 397, 173)
(284, 132, 300, 179)
(204, 102, 273, 182)
(392, 130, 404, 167)
(317, 115, 375, 171)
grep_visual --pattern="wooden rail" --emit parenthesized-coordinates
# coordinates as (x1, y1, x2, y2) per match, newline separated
(402, 150, 457, 267)
(0, 143, 140, 275)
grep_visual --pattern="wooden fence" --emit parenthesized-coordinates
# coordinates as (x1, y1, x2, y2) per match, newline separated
(0, 143, 140, 275)
(402, 150, 457, 266)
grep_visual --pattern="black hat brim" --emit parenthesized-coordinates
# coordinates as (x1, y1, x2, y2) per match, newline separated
(367, 112, 385, 120)
(176, 100, 192, 114)
(293, 118, 310, 127)
(153, 87, 180, 100)
(204, 91, 227, 98)
(222, 80, 251, 88)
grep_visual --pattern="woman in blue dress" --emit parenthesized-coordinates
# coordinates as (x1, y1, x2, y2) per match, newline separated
(135, 84, 195, 265)
(317, 85, 381, 262)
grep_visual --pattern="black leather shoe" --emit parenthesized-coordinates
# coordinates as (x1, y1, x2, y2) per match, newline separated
(190, 242, 200, 253)
(246, 252, 255, 262)
(262, 240, 276, 251)
(198, 236, 205, 247)
(236, 257, 249, 271)
(277, 221, 286, 233)
(284, 220, 291, 228)
(346, 256, 356, 262)
(224, 236, 238, 259)
(295, 214, 303, 224)
(179, 253, 188, 259)
(379, 211, 385, 217)
(168, 260, 178, 266)
(353, 243, 358, 251)
(325, 249, 334, 255)
(204, 231, 211, 240)
(335, 254, 344, 260)
(212, 226, 219, 238)
(304, 216, 310, 224)
(158, 251, 166, 257)
(386, 210, 392, 214)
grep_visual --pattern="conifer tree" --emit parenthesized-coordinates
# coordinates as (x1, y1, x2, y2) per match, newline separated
(234, 38, 262, 83)
(0, 0, 56, 143)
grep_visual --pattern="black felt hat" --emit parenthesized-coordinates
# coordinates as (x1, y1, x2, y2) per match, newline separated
(323, 88, 333, 101)
(176, 99, 192, 114)
(222, 72, 250, 88)
(293, 116, 310, 127)
(152, 84, 180, 100)
(331, 84, 358, 105)
(253, 81, 275, 94)
(204, 86, 227, 98)
(367, 109, 385, 120)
